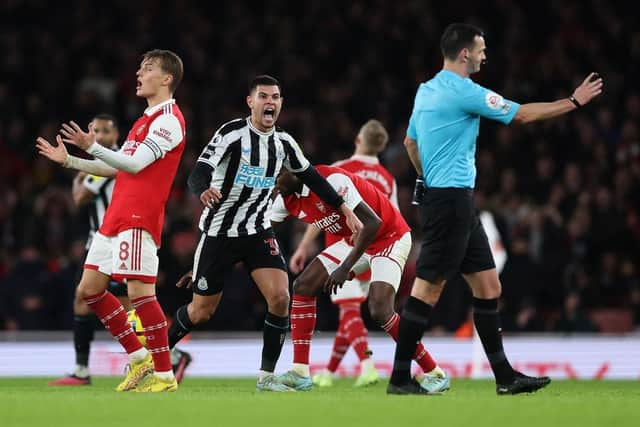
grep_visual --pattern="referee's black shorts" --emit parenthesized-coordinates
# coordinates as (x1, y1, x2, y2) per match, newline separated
(415, 187, 495, 283)
(191, 229, 287, 296)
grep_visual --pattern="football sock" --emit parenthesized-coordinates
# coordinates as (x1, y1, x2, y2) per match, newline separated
(327, 330, 349, 372)
(382, 311, 437, 373)
(132, 296, 172, 373)
(341, 304, 370, 362)
(261, 312, 289, 373)
(84, 291, 143, 354)
(291, 295, 316, 366)
(73, 314, 95, 369)
(472, 297, 515, 384)
(389, 297, 432, 385)
(168, 305, 194, 349)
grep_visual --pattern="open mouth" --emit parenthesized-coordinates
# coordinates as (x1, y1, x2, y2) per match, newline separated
(136, 79, 142, 90)
(264, 107, 275, 119)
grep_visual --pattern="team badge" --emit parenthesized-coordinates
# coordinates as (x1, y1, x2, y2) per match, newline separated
(197, 277, 208, 291)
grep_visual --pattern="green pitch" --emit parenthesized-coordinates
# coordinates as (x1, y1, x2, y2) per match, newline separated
(1, 378, 638, 427)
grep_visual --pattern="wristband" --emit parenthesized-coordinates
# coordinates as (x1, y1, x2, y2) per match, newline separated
(569, 96, 582, 108)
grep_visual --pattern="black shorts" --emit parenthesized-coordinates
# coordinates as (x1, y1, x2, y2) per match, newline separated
(192, 229, 286, 295)
(415, 188, 495, 283)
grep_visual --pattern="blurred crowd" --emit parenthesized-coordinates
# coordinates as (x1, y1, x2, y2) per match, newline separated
(1, 0, 639, 333)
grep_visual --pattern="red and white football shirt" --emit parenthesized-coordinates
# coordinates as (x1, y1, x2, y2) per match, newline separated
(100, 99, 186, 246)
(272, 165, 409, 254)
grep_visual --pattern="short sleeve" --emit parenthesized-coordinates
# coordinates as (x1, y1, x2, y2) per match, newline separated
(143, 114, 185, 159)
(197, 133, 232, 169)
(281, 134, 311, 173)
(460, 82, 520, 124)
(326, 173, 363, 210)
(82, 174, 110, 195)
(407, 111, 418, 140)
(270, 195, 290, 223)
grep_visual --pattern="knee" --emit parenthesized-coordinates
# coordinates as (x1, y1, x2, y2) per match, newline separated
(292, 277, 312, 296)
(75, 281, 96, 301)
(368, 299, 393, 326)
(267, 291, 290, 316)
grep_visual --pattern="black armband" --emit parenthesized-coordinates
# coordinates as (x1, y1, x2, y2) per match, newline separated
(188, 161, 214, 195)
(294, 166, 344, 209)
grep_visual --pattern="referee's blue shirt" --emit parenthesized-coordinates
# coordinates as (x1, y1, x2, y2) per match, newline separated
(407, 70, 520, 188)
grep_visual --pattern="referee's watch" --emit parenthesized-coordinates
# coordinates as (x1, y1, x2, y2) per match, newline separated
(569, 95, 582, 108)
(411, 176, 425, 206)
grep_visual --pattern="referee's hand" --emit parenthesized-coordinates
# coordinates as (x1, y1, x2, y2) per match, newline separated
(199, 188, 223, 209)
(572, 72, 604, 106)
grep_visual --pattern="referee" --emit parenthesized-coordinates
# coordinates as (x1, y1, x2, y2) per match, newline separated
(388, 23, 603, 395)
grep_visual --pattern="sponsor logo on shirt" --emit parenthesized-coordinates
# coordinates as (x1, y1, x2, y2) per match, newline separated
(234, 164, 275, 189)
(152, 127, 172, 142)
(312, 212, 342, 234)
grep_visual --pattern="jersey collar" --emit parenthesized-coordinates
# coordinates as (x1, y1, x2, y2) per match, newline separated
(350, 154, 379, 164)
(246, 117, 275, 136)
(144, 99, 176, 116)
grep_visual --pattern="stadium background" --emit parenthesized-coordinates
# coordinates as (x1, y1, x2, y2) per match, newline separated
(0, 0, 639, 337)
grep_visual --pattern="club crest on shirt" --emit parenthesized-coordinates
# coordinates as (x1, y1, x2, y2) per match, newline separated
(315, 201, 326, 213)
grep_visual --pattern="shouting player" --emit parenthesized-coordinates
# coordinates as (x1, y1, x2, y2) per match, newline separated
(272, 165, 450, 393)
(36, 49, 186, 392)
(167, 75, 363, 391)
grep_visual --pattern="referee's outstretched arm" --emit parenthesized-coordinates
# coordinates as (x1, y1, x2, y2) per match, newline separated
(512, 72, 603, 124)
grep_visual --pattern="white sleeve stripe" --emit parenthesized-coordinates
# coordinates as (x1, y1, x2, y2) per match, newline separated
(143, 138, 163, 160)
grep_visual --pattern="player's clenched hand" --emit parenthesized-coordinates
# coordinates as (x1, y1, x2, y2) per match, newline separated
(59, 120, 96, 150)
(289, 248, 307, 274)
(176, 270, 193, 289)
(36, 135, 68, 165)
(572, 72, 603, 106)
(200, 188, 223, 208)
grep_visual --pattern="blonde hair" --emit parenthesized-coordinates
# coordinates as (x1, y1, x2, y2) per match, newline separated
(358, 119, 389, 154)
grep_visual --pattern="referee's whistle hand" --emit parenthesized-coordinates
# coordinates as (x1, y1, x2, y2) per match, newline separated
(199, 188, 222, 208)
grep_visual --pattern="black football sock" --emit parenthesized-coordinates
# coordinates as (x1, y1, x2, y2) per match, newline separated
(260, 312, 289, 373)
(472, 297, 516, 384)
(73, 314, 95, 370)
(389, 297, 433, 385)
(168, 305, 194, 349)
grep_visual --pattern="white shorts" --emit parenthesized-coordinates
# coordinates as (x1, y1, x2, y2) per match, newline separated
(318, 232, 412, 303)
(84, 229, 159, 284)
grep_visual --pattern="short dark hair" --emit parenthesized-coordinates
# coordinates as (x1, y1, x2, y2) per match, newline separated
(141, 49, 184, 93)
(440, 23, 484, 61)
(93, 113, 118, 128)
(249, 75, 281, 94)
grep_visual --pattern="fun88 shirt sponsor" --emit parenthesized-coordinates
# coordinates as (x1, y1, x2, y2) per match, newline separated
(196, 117, 310, 237)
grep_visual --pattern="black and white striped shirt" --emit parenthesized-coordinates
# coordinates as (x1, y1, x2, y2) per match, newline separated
(196, 117, 310, 237)
(82, 174, 115, 248)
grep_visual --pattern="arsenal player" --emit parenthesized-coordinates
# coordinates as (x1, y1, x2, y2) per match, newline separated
(36, 49, 185, 392)
(271, 165, 449, 393)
